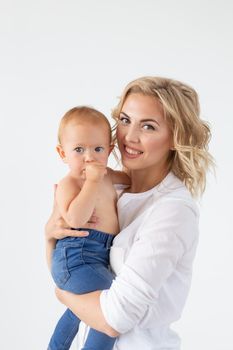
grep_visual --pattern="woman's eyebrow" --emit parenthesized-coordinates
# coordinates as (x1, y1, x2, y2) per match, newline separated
(120, 111, 160, 126)
(120, 111, 131, 119)
(141, 118, 160, 126)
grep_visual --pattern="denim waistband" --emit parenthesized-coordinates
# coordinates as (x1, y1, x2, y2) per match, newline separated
(58, 228, 115, 249)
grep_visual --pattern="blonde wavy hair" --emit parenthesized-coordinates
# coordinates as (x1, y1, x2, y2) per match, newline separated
(112, 76, 214, 197)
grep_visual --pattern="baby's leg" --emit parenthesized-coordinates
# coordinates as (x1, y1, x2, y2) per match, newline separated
(49, 233, 116, 349)
(69, 263, 116, 350)
(48, 308, 80, 350)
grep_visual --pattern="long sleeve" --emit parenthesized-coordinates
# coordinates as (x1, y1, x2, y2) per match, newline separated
(100, 199, 199, 334)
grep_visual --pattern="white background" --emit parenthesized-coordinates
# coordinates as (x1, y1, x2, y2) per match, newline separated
(0, 1, 232, 349)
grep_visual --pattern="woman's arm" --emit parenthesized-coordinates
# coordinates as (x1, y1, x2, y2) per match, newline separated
(55, 200, 198, 334)
(107, 167, 131, 185)
(55, 288, 119, 337)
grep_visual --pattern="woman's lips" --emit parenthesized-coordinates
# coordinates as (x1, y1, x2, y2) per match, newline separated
(123, 145, 143, 158)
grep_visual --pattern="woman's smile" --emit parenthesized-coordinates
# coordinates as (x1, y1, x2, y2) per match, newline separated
(124, 144, 143, 158)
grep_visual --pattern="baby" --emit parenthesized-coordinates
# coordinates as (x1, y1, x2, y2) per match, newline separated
(48, 106, 130, 350)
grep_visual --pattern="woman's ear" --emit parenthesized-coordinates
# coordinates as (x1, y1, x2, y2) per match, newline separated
(169, 137, 175, 151)
(56, 145, 67, 163)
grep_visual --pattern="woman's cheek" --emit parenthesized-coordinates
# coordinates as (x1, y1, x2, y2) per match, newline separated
(116, 127, 124, 148)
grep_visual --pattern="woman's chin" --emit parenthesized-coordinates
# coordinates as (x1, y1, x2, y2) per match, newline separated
(121, 157, 141, 170)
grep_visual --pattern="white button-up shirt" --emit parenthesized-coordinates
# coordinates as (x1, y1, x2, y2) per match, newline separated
(78, 172, 199, 350)
(100, 172, 199, 349)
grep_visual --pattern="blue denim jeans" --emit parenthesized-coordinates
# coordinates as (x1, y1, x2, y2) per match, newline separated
(48, 229, 116, 350)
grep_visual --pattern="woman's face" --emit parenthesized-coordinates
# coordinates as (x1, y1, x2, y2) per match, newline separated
(116, 93, 173, 173)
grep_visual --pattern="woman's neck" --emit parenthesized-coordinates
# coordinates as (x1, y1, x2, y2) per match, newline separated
(128, 167, 170, 193)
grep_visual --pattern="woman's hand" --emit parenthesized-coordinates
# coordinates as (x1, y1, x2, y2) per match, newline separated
(45, 204, 89, 241)
(55, 287, 119, 337)
(45, 185, 99, 270)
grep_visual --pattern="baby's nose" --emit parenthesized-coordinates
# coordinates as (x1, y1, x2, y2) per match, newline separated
(84, 151, 94, 162)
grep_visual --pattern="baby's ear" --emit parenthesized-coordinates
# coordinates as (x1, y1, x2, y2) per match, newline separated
(56, 145, 67, 163)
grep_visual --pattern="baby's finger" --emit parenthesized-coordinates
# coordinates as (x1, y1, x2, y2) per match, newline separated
(87, 162, 105, 168)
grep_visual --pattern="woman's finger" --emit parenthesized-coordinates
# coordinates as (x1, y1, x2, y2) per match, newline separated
(54, 228, 89, 240)
(67, 229, 89, 237)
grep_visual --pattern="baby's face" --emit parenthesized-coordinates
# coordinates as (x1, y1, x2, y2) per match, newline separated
(59, 122, 112, 177)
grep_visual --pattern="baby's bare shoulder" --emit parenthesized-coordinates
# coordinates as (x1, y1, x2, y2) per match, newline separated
(57, 174, 80, 192)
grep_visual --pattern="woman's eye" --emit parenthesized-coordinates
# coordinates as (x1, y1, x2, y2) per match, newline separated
(74, 147, 84, 153)
(95, 146, 104, 153)
(142, 124, 156, 131)
(119, 117, 130, 125)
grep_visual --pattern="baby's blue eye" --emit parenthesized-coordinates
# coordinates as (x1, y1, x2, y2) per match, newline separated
(95, 146, 104, 153)
(74, 147, 84, 153)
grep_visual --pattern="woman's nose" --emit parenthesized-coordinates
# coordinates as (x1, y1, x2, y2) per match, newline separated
(125, 124, 140, 143)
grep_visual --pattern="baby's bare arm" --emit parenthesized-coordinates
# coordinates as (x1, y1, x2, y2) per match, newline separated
(56, 162, 106, 228)
(56, 177, 96, 228)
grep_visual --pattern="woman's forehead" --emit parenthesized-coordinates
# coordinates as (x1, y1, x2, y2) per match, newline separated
(121, 93, 164, 122)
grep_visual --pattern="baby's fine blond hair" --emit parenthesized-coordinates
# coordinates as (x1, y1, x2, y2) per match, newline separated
(58, 106, 112, 145)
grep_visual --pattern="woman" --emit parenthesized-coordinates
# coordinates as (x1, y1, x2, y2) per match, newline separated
(45, 76, 214, 349)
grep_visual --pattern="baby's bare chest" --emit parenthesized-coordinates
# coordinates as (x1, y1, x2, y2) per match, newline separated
(96, 180, 117, 208)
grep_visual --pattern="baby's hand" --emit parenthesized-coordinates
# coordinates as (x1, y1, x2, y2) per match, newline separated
(85, 162, 107, 182)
